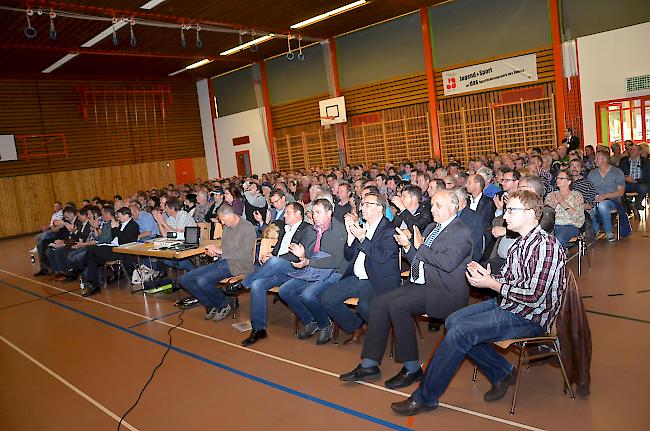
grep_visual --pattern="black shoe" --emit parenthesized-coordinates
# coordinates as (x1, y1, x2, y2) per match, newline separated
(484, 367, 517, 401)
(82, 285, 101, 298)
(384, 367, 424, 389)
(242, 329, 267, 347)
(105, 273, 118, 285)
(224, 280, 247, 295)
(34, 268, 49, 276)
(339, 365, 381, 382)
(390, 397, 437, 416)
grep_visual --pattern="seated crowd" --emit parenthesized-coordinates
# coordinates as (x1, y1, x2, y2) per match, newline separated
(31, 139, 647, 415)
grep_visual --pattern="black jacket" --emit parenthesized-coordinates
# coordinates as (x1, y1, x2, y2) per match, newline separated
(458, 207, 484, 262)
(342, 217, 400, 295)
(303, 218, 349, 274)
(403, 217, 473, 319)
(619, 156, 650, 184)
(111, 219, 140, 245)
(272, 221, 314, 262)
(470, 194, 496, 234)
(393, 202, 432, 234)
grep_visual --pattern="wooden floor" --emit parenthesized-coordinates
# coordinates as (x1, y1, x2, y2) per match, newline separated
(1, 218, 649, 431)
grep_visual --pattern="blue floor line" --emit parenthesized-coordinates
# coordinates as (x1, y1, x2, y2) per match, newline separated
(0, 280, 413, 431)
(128, 310, 183, 329)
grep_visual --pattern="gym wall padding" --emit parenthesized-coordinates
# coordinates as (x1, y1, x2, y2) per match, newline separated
(428, 0, 551, 69)
(562, 0, 650, 40)
(212, 66, 258, 116)
(336, 12, 425, 90)
(266, 44, 330, 106)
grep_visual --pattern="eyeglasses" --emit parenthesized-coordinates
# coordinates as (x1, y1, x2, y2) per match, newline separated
(360, 202, 382, 207)
(556, 177, 569, 181)
(270, 199, 280, 205)
(505, 207, 529, 214)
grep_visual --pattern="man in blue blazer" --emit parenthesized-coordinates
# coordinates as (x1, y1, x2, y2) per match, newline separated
(320, 192, 400, 344)
(340, 190, 473, 390)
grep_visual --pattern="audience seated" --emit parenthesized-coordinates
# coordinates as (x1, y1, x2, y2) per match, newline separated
(545, 172, 585, 249)
(618, 144, 649, 212)
(339, 190, 473, 390)
(587, 151, 626, 241)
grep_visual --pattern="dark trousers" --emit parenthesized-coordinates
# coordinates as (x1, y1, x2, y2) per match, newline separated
(85, 246, 120, 287)
(361, 284, 428, 364)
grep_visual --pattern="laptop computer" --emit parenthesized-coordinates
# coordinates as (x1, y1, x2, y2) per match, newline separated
(168, 226, 200, 251)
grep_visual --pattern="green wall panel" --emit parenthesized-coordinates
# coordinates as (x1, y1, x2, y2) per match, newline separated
(212, 66, 257, 117)
(336, 12, 425, 90)
(562, 0, 650, 40)
(266, 44, 329, 106)
(429, 0, 551, 68)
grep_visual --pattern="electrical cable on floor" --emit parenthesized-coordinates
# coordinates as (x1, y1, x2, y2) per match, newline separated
(117, 308, 185, 431)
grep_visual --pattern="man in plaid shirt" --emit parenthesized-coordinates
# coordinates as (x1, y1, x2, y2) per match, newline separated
(391, 190, 567, 416)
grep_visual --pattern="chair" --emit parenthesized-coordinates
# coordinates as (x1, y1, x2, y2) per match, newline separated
(470, 270, 578, 414)
(568, 223, 590, 277)
(102, 260, 125, 288)
(226, 238, 277, 319)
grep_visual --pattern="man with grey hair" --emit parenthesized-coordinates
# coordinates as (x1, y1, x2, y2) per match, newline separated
(340, 190, 473, 390)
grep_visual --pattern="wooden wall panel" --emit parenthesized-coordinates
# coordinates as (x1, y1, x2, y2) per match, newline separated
(0, 157, 206, 238)
(193, 157, 209, 182)
(0, 79, 204, 178)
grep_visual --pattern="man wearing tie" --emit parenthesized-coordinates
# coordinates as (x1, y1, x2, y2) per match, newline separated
(340, 190, 473, 389)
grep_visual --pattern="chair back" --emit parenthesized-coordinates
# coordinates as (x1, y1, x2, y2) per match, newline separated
(198, 222, 211, 240)
(212, 222, 223, 239)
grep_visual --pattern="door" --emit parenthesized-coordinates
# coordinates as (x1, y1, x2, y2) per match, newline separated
(235, 150, 252, 177)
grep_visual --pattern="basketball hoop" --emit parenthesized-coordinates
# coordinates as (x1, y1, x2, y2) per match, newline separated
(320, 116, 335, 130)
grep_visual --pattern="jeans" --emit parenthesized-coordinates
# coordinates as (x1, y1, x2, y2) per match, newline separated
(411, 299, 543, 406)
(625, 182, 648, 208)
(164, 259, 194, 271)
(68, 247, 90, 272)
(243, 257, 293, 329)
(320, 276, 374, 334)
(278, 272, 343, 328)
(179, 259, 233, 312)
(590, 199, 617, 235)
(554, 224, 580, 249)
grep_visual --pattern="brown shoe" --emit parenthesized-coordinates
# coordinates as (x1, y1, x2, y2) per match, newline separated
(344, 323, 367, 345)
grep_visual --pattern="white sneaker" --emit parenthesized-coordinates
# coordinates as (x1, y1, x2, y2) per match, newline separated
(29, 247, 37, 253)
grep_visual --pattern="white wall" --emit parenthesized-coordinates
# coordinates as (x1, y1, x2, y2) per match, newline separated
(196, 79, 220, 179)
(215, 108, 272, 178)
(578, 22, 650, 147)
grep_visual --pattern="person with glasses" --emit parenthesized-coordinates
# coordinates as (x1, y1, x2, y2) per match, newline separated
(320, 192, 400, 345)
(390, 190, 566, 416)
(340, 190, 473, 390)
(545, 173, 585, 249)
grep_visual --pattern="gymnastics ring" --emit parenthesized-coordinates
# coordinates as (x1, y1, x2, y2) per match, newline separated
(297, 53, 305, 61)
(286, 52, 294, 60)
(24, 26, 38, 39)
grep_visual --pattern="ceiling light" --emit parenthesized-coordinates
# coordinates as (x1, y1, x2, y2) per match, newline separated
(81, 21, 128, 48)
(220, 34, 275, 56)
(42, 53, 79, 73)
(186, 59, 213, 69)
(140, 0, 166, 9)
(168, 58, 213, 76)
(290, 1, 368, 29)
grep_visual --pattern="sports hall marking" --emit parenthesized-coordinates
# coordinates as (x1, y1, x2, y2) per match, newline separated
(128, 310, 182, 328)
(0, 270, 545, 431)
(0, 334, 140, 431)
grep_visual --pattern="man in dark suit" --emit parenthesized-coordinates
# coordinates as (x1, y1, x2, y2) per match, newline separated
(320, 192, 400, 344)
(340, 190, 473, 390)
(562, 127, 581, 152)
(466, 173, 496, 253)
(391, 185, 432, 234)
(81, 207, 139, 297)
(231, 202, 315, 346)
(453, 187, 484, 262)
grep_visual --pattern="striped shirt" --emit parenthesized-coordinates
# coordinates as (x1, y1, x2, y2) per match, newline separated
(494, 225, 566, 332)
(571, 177, 597, 207)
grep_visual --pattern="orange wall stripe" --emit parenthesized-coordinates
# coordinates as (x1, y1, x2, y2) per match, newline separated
(420, 7, 441, 159)
(549, 0, 566, 144)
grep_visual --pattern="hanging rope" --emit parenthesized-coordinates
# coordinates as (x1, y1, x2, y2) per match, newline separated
(297, 34, 304, 61)
(286, 34, 294, 60)
(180, 23, 186, 48)
(111, 17, 119, 45)
(49, 10, 57, 40)
(195, 24, 202, 48)
(129, 17, 137, 47)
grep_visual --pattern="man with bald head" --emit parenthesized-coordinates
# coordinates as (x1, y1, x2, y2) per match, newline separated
(340, 190, 473, 390)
